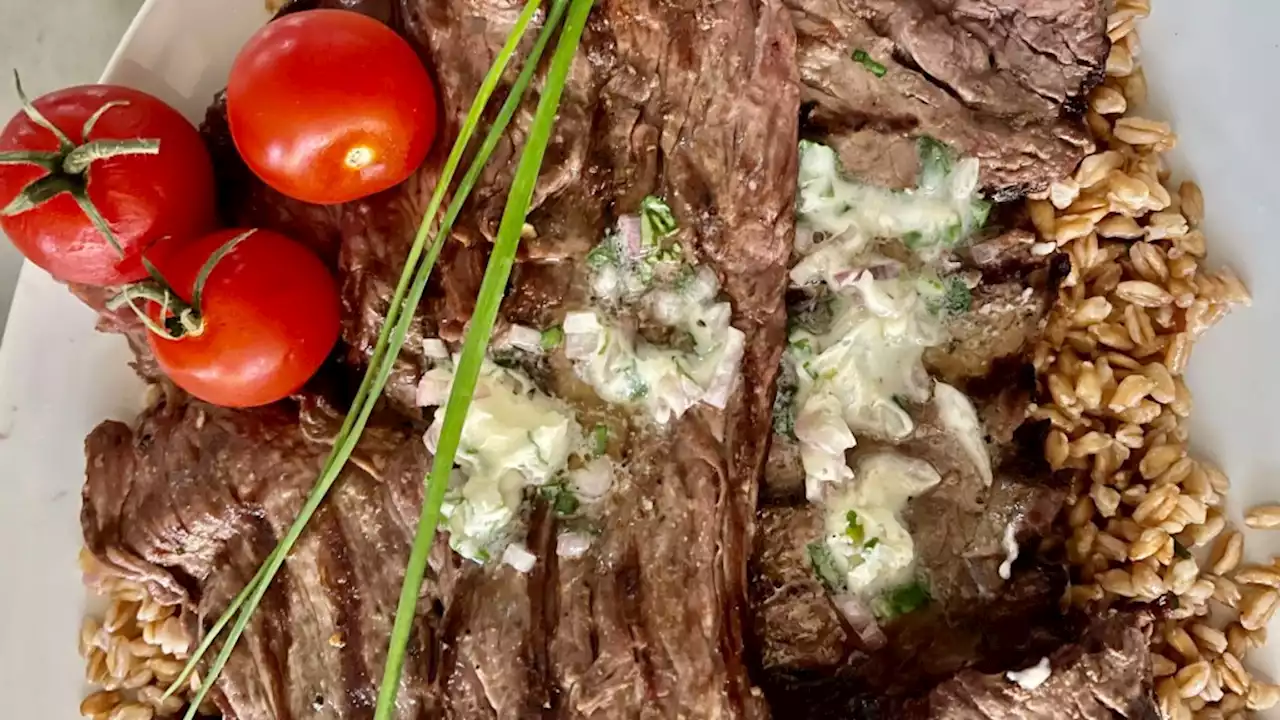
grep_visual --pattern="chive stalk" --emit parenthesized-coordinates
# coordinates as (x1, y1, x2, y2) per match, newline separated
(371, 0, 595, 715)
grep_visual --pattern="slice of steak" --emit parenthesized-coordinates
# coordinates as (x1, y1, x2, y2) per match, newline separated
(787, 0, 1108, 197)
(914, 613, 1159, 720)
(89, 2, 800, 720)
(762, 612, 1157, 719)
(82, 391, 440, 720)
(749, 462, 1064, 679)
(399, 0, 803, 713)
(750, 389, 1068, 694)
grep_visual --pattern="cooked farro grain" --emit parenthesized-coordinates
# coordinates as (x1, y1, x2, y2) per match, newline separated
(1209, 531, 1243, 576)
(1234, 565, 1280, 589)
(1217, 652, 1251, 696)
(1030, 5, 1269, 718)
(1247, 682, 1280, 711)
(1245, 504, 1280, 530)
(1106, 43, 1134, 76)
(77, 550, 195, 719)
(1241, 588, 1280, 632)
(80, 690, 121, 717)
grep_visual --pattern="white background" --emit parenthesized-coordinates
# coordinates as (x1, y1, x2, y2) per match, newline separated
(0, 1, 1277, 717)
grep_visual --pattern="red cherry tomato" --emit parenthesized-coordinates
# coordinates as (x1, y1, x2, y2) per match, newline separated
(226, 9, 438, 205)
(145, 228, 340, 408)
(0, 84, 216, 286)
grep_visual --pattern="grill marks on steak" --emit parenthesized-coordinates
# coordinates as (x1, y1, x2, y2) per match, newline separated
(111, 0, 801, 717)
(411, 0, 801, 713)
(788, 0, 1107, 196)
(79, 1, 1141, 718)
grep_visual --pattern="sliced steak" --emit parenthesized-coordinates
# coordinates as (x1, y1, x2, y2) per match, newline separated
(88, 1, 800, 719)
(787, 0, 1108, 197)
(749, 459, 1064, 678)
(762, 612, 1157, 719)
(915, 613, 1159, 720)
(923, 280, 1051, 392)
(82, 391, 440, 720)
(750, 388, 1068, 694)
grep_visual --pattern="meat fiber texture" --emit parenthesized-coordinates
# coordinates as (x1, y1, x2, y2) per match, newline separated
(788, 0, 1109, 199)
(76, 0, 1153, 719)
(86, 0, 799, 717)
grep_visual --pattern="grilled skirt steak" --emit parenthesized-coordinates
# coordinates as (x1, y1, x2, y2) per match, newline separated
(83, 390, 440, 718)
(759, 612, 1159, 719)
(75, 0, 1152, 718)
(87, 0, 799, 717)
(787, 0, 1108, 198)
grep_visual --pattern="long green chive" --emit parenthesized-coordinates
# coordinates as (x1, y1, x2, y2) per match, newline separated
(164, 0, 548, 709)
(372, 0, 595, 715)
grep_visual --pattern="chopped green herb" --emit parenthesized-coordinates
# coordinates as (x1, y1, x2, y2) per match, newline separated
(586, 238, 617, 268)
(807, 541, 846, 592)
(970, 198, 992, 229)
(626, 364, 649, 400)
(902, 230, 924, 250)
(879, 581, 931, 618)
(772, 364, 798, 438)
(917, 136, 954, 180)
(942, 220, 963, 246)
(553, 489, 580, 516)
(942, 276, 972, 315)
(591, 423, 609, 456)
(864, 537, 881, 550)
(924, 276, 972, 317)
(789, 337, 813, 355)
(654, 241, 683, 263)
(634, 259, 655, 286)
(673, 264, 698, 292)
(537, 479, 583, 512)
(476, 548, 491, 563)
(851, 49, 887, 77)
(640, 195, 677, 247)
(845, 510, 865, 545)
(540, 325, 564, 350)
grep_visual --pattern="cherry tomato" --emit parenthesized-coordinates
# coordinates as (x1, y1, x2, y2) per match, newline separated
(146, 228, 340, 408)
(227, 9, 438, 205)
(0, 84, 216, 286)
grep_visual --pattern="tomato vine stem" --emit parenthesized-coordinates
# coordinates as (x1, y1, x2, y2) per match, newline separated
(107, 229, 257, 341)
(2, 72, 162, 265)
(62, 138, 160, 174)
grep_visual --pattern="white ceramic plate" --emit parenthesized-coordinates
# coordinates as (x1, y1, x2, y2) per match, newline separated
(0, 1, 1276, 716)
(0, 1, 269, 715)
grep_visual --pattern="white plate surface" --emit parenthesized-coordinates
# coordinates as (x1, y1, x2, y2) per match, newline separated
(0, 0, 1276, 716)
(0, 1, 269, 715)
